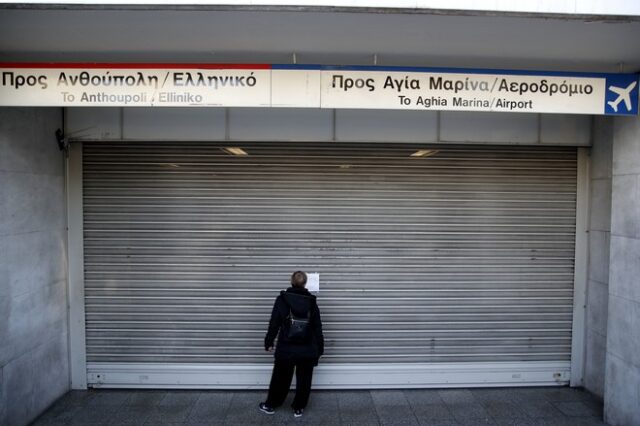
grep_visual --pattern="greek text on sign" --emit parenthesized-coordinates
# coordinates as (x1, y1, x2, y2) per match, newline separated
(0, 63, 637, 115)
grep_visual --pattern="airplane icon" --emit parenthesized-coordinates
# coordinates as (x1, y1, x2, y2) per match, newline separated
(607, 81, 637, 112)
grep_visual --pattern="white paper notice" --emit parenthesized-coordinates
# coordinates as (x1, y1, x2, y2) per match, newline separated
(306, 273, 320, 292)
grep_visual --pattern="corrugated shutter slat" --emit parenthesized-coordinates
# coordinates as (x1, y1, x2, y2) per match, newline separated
(83, 142, 576, 365)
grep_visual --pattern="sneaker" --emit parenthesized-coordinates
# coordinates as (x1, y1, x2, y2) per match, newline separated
(293, 408, 304, 418)
(259, 402, 275, 415)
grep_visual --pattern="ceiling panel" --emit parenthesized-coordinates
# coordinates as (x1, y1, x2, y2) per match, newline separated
(1, 9, 639, 72)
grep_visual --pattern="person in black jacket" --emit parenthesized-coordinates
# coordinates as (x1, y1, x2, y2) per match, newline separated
(259, 271, 324, 418)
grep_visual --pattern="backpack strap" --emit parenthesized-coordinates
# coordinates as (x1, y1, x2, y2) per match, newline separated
(281, 291, 311, 319)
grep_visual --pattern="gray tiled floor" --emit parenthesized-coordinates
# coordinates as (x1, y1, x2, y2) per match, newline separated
(31, 387, 606, 426)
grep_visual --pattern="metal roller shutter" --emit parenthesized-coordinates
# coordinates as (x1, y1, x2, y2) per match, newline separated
(82, 142, 577, 387)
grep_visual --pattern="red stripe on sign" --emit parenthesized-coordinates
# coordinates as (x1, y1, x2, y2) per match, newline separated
(0, 63, 272, 69)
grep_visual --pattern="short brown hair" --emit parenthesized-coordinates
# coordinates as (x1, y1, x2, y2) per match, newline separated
(291, 271, 307, 288)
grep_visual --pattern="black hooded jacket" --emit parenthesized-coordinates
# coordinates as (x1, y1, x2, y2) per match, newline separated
(264, 287, 324, 362)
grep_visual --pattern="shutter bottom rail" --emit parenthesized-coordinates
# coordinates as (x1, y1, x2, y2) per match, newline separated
(87, 361, 570, 389)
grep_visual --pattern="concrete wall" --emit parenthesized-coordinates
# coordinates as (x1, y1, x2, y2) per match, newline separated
(604, 115, 640, 426)
(0, 108, 69, 426)
(584, 117, 613, 398)
(65, 107, 592, 146)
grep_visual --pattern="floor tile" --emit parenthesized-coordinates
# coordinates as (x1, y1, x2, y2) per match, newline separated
(260, 409, 299, 426)
(159, 391, 201, 407)
(416, 420, 458, 426)
(455, 418, 497, 426)
(144, 404, 194, 424)
(510, 389, 551, 403)
(533, 417, 607, 426)
(371, 390, 411, 406)
(376, 407, 419, 426)
(337, 391, 380, 425)
(186, 419, 227, 426)
(405, 390, 452, 422)
(447, 403, 491, 422)
(31, 402, 81, 424)
(532, 418, 590, 426)
(299, 391, 339, 424)
(340, 423, 380, 426)
(483, 401, 527, 418)
(411, 403, 453, 421)
(56, 390, 94, 408)
(551, 401, 601, 417)
(438, 390, 478, 405)
(579, 398, 604, 417)
(541, 388, 586, 403)
(106, 404, 154, 425)
(188, 391, 233, 421)
(404, 390, 446, 405)
(68, 405, 118, 425)
(492, 418, 537, 426)
(124, 391, 167, 407)
(471, 389, 519, 405)
(145, 423, 185, 426)
(570, 419, 607, 426)
(370, 390, 419, 426)
(86, 390, 135, 407)
(30, 414, 71, 426)
(517, 401, 564, 418)
(29, 387, 605, 426)
(222, 392, 265, 425)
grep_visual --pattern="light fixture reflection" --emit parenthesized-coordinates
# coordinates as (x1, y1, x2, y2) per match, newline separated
(222, 147, 249, 156)
(410, 149, 439, 158)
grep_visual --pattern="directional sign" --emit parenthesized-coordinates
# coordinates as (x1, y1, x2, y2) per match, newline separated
(0, 63, 637, 115)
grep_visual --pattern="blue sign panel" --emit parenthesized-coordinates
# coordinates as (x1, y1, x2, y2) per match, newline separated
(604, 74, 639, 115)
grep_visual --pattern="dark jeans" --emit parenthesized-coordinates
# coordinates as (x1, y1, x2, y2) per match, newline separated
(265, 358, 316, 410)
